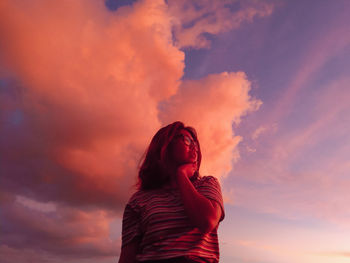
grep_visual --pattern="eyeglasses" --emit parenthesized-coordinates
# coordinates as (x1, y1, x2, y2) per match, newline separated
(176, 134, 198, 151)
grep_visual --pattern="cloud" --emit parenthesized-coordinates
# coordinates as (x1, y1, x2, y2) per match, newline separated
(0, 0, 183, 209)
(230, 77, 350, 227)
(1, 197, 119, 258)
(168, 0, 274, 49)
(0, 0, 182, 260)
(0, 245, 53, 263)
(251, 123, 277, 140)
(0, 0, 265, 261)
(160, 72, 261, 177)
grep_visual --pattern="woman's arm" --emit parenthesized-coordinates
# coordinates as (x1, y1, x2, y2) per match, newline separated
(175, 164, 222, 233)
(118, 238, 140, 263)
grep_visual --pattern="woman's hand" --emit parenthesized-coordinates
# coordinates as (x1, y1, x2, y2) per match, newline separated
(176, 162, 197, 179)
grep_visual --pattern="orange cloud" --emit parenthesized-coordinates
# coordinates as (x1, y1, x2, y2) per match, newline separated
(0, 0, 184, 207)
(160, 72, 261, 177)
(0, 0, 184, 259)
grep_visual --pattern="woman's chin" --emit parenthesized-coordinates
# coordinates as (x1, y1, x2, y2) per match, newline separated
(188, 157, 197, 164)
(189, 152, 197, 160)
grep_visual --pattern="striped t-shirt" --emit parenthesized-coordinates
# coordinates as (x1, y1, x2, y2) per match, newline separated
(121, 175, 225, 263)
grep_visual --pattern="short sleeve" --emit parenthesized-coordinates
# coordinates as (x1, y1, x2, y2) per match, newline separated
(197, 176, 225, 222)
(121, 196, 143, 247)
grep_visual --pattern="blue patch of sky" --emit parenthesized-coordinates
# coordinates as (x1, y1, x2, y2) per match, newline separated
(104, 0, 136, 11)
(223, 1, 241, 13)
(310, 44, 350, 89)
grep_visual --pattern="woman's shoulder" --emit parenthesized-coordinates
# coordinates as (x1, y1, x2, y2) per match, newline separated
(127, 188, 159, 206)
(128, 188, 148, 200)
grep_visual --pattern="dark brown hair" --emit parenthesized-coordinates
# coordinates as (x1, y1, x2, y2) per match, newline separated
(137, 121, 201, 190)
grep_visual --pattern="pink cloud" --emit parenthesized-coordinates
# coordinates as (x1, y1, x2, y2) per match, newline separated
(168, 0, 274, 49)
(251, 123, 277, 140)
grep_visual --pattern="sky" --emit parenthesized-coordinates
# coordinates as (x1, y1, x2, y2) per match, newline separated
(0, 0, 350, 263)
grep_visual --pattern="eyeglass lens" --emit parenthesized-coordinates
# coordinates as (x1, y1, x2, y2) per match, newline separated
(183, 135, 198, 150)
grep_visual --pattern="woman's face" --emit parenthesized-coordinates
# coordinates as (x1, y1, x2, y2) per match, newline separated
(170, 129, 198, 166)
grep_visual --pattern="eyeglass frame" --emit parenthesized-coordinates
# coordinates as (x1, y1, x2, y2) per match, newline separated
(175, 133, 199, 151)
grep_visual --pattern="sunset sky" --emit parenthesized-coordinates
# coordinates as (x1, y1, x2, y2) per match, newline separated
(1, 0, 350, 263)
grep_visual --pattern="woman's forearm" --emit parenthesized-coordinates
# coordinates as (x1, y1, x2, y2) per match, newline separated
(176, 174, 217, 233)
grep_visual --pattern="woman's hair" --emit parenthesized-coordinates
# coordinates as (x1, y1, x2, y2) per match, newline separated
(137, 121, 202, 190)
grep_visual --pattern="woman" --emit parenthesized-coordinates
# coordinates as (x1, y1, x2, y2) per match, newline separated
(118, 121, 225, 263)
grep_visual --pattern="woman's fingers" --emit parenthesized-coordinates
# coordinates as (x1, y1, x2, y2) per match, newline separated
(177, 163, 196, 178)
